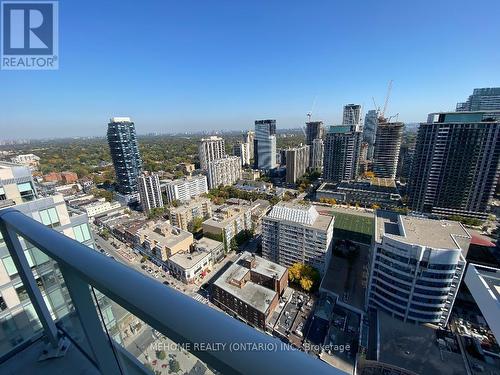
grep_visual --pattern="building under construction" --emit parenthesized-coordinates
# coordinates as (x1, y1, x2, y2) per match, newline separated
(372, 121, 404, 179)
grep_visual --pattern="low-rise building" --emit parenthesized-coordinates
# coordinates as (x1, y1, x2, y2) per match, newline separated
(67, 196, 122, 219)
(168, 197, 212, 231)
(316, 178, 401, 208)
(167, 237, 224, 284)
(262, 202, 334, 275)
(43, 171, 78, 184)
(10, 153, 40, 171)
(367, 211, 470, 327)
(163, 175, 208, 203)
(211, 252, 288, 330)
(202, 204, 252, 251)
(0, 161, 37, 204)
(61, 171, 78, 184)
(178, 162, 195, 175)
(136, 221, 193, 263)
(242, 169, 260, 181)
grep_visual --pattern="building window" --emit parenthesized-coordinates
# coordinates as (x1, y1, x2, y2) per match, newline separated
(15, 285, 29, 302)
(2, 256, 18, 279)
(73, 223, 91, 243)
(17, 182, 35, 202)
(39, 207, 60, 228)
(0, 296, 7, 311)
(0, 186, 6, 200)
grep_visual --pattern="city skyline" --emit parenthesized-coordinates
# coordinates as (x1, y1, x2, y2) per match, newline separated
(1, 0, 499, 139)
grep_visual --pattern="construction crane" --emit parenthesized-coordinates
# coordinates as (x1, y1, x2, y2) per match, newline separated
(380, 80, 393, 120)
(303, 97, 317, 137)
(372, 97, 380, 113)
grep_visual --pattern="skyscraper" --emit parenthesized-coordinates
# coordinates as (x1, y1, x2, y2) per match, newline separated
(285, 145, 310, 184)
(342, 104, 362, 126)
(305, 121, 324, 171)
(243, 131, 255, 160)
(408, 112, 500, 219)
(310, 138, 324, 171)
(254, 119, 277, 170)
(456, 87, 500, 112)
(107, 117, 142, 199)
(233, 142, 250, 166)
(305, 121, 324, 145)
(198, 136, 226, 170)
(322, 125, 362, 183)
(363, 109, 378, 159)
(138, 172, 163, 213)
(372, 121, 404, 179)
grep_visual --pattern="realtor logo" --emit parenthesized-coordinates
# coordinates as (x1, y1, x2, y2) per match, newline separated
(1, 1, 58, 70)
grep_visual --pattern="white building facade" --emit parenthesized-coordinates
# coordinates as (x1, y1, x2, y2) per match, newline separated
(207, 156, 242, 189)
(138, 172, 163, 213)
(198, 136, 226, 170)
(261, 203, 334, 275)
(164, 175, 208, 203)
(367, 211, 470, 327)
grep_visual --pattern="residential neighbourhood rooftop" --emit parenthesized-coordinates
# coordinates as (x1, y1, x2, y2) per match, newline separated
(138, 222, 192, 248)
(213, 252, 286, 314)
(169, 249, 211, 269)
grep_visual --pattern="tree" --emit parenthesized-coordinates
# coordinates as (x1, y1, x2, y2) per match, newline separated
(230, 237, 238, 252)
(169, 359, 180, 373)
(99, 227, 110, 240)
(288, 263, 320, 292)
(288, 263, 303, 283)
(147, 207, 166, 219)
(300, 277, 314, 292)
(188, 216, 204, 233)
(156, 350, 166, 360)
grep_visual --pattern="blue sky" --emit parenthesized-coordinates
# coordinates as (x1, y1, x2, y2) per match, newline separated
(1, 0, 499, 139)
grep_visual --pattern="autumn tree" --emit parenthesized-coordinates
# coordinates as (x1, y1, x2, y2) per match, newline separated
(288, 263, 320, 292)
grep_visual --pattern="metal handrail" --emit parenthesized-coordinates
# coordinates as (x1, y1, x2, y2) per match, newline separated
(0, 209, 343, 374)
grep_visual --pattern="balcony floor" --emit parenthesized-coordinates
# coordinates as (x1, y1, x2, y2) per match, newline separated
(0, 338, 99, 375)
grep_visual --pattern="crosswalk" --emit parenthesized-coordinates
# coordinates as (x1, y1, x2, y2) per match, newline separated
(192, 294, 208, 304)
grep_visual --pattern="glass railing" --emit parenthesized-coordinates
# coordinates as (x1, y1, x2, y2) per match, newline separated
(0, 208, 341, 374)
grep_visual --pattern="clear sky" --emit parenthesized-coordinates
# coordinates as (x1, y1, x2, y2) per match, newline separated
(1, 0, 499, 139)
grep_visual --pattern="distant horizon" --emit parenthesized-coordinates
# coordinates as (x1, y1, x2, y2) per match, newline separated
(0, 121, 423, 142)
(1, 1, 499, 139)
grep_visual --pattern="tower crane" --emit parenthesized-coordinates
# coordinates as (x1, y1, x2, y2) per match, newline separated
(380, 80, 393, 121)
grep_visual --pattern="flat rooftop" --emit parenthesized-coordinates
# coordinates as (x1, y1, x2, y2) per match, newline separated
(319, 178, 398, 194)
(378, 312, 467, 375)
(266, 202, 334, 231)
(194, 236, 223, 252)
(213, 252, 286, 314)
(203, 205, 250, 228)
(169, 249, 211, 269)
(376, 211, 471, 250)
(139, 225, 192, 248)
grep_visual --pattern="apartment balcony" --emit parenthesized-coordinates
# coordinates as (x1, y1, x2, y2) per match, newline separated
(0, 208, 341, 374)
